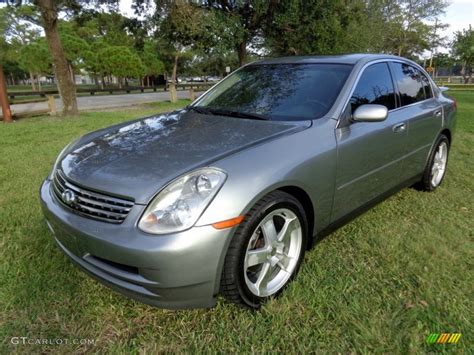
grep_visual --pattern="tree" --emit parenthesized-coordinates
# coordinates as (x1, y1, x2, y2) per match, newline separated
(262, 0, 449, 58)
(98, 46, 146, 87)
(7, 0, 120, 116)
(0, 10, 13, 121)
(140, 40, 165, 86)
(372, 0, 449, 57)
(158, 1, 217, 81)
(59, 22, 91, 82)
(199, 0, 279, 66)
(263, 0, 372, 56)
(17, 38, 52, 90)
(28, 0, 80, 115)
(71, 9, 147, 87)
(1, 7, 42, 90)
(452, 26, 474, 84)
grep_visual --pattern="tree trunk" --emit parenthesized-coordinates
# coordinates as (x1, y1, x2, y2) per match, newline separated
(29, 71, 36, 91)
(461, 61, 470, 84)
(37, 0, 78, 116)
(68, 63, 75, 83)
(172, 54, 179, 83)
(146, 76, 150, 87)
(0, 65, 13, 122)
(237, 41, 247, 67)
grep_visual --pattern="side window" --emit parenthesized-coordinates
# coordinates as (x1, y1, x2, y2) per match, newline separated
(392, 63, 425, 106)
(420, 71, 433, 99)
(350, 63, 396, 113)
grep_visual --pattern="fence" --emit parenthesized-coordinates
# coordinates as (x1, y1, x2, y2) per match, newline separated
(7, 82, 214, 103)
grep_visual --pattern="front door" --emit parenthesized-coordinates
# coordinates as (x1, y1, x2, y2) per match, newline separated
(332, 62, 408, 221)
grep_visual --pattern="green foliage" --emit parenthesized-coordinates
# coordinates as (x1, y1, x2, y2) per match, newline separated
(98, 46, 146, 79)
(17, 38, 52, 75)
(196, 0, 279, 64)
(58, 22, 91, 69)
(432, 53, 455, 68)
(262, 0, 449, 57)
(159, 2, 217, 52)
(0, 5, 40, 63)
(264, 0, 371, 55)
(372, 0, 449, 57)
(452, 26, 474, 81)
(140, 41, 165, 76)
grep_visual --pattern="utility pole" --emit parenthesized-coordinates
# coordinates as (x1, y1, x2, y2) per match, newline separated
(0, 65, 13, 123)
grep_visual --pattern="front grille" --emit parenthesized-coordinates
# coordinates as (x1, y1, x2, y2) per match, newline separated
(52, 169, 134, 223)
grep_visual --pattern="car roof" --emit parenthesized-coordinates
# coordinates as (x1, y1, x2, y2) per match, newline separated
(250, 54, 408, 66)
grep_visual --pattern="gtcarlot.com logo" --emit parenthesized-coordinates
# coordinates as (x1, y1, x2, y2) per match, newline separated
(426, 333, 462, 344)
(11, 337, 96, 346)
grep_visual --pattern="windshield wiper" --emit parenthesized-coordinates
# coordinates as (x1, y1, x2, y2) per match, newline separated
(187, 106, 213, 115)
(207, 108, 270, 121)
(187, 106, 270, 121)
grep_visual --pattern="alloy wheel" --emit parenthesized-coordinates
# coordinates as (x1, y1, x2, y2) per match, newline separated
(431, 141, 448, 187)
(243, 208, 302, 297)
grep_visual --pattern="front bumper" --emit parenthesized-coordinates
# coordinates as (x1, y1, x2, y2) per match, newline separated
(39, 179, 234, 309)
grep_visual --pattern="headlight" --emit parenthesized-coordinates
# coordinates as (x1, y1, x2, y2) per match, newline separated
(138, 168, 227, 234)
(49, 139, 78, 179)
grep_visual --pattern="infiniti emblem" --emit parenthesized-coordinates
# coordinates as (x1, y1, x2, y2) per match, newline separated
(61, 189, 77, 206)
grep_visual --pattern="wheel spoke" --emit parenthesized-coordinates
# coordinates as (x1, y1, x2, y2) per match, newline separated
(255, 262, 272, 295)
(261, 218, 278, 245)
(245, 248, 271, 268)
(276, 252, 292, 273)
(243, 207, 303, 298)
(277, 216, 298, 242)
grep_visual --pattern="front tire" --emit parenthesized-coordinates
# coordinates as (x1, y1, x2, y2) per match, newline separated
(417, 134, 450, 191)
(220, 191, 308, 309)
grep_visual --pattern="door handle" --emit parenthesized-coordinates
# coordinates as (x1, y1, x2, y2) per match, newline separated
(434, 109, 442, 117)
(392, 122, 406, 133)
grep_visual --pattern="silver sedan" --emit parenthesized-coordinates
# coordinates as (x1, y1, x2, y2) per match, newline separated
(40, 54, 456, 309)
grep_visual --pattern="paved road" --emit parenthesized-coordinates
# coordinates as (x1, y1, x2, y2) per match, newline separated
(2, 90, 202, 118)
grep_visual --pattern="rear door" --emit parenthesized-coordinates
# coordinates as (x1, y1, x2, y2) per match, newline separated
(390, 62, 442, 176)
(332, 62, 409, 221)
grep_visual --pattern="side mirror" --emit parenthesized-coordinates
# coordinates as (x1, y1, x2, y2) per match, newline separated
(352, 104, 388, 123)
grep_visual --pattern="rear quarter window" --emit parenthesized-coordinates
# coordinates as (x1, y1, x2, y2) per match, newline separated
(420, 71, 433, 99)
(392, 63, 426, 106)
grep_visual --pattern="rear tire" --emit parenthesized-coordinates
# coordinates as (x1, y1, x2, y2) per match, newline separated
(416, 134, 450, 191)
(220, 191, 308, 309)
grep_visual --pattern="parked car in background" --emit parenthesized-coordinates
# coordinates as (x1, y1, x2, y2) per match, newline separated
(40, 54, 456, 309)
(206, 76, 221, 82)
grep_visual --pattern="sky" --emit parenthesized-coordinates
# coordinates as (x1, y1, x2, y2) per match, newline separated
(437, 0, 474, 53)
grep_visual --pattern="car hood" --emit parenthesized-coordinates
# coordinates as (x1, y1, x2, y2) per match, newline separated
(59, 109, 310, 204)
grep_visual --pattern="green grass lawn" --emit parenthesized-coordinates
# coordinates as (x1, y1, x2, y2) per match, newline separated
(1, 94, 472, 353)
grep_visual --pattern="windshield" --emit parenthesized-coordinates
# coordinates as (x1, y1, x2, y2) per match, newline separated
(194, 63, 352, 121)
